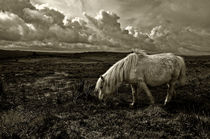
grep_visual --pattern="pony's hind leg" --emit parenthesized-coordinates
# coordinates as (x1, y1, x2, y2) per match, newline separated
(130, 84, 137, 106)
(139, 81, 155, 104)
(164, 81, 176, 105)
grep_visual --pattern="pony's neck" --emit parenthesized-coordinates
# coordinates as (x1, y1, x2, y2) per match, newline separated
(103, 68, 125, 93)
(102, 52, 140, 93)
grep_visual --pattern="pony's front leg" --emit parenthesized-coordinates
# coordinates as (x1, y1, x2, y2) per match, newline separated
(130, 84, 137, 106)
(139, 81, 155, 104)
(167, 83, 177, 98)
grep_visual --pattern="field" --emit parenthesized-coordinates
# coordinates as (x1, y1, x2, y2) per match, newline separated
(0, 50, 210, 138)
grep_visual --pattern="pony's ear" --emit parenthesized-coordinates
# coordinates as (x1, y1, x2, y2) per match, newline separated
(100, 75, 104, 81)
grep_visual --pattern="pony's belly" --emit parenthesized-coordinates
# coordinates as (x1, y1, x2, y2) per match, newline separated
(144, 70, 172, 87)
(140, 58, 174, 86)
(146, 79, 170, 87)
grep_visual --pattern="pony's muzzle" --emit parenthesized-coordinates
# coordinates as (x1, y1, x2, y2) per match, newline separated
(98, 91, 104, 101)
(92, 89, 98, 97)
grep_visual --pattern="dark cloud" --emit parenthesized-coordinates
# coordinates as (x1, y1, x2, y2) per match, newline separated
(84, 10, 155, 50)
(0, 0, 91, 43)
(0, 0, 35, 19)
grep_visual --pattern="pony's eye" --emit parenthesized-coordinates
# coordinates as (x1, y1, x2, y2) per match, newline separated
(100, 86, 103, 89)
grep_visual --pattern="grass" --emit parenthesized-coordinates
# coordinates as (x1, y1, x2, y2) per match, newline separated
(0, 51, 210, 138)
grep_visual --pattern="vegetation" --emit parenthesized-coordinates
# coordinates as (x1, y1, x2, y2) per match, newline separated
(0, 51, 209, 138)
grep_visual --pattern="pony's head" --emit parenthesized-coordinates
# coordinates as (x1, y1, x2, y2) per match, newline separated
(94, 75, 112, 101)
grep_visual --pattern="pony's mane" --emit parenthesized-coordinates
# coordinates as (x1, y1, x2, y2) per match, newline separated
(103, 51, 147, 92)
(132, 49, 147, 57)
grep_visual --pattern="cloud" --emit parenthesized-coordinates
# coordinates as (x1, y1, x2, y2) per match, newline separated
(0, 8, 155, 51)
(23, 8, 53, 26)
(39, 0, 210, 31)
(35, 4, 65, 26)
(125, 26, 150, 41)
(85, 10, 121, 32)
(0, 0, 210, 55)
(0, 11, 28, 40)
(114, 0, 210, 31)
(0, 11, 46, 41)
(48, 24, 89, 43)
(30, 0, 210, 54)
(148, 25, 210, 54)
(84, 10, 155, 50)
(0, 0, 91, 43)
(63, 17, 87, 30)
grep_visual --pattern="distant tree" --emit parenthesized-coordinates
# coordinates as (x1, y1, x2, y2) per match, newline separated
(33, 52, 37, 57)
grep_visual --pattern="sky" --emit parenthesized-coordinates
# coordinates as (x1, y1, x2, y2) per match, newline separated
(0, 0, 210, 55)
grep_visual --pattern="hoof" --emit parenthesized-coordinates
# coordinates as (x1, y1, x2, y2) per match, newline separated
(164, 101, 167, 106)
(114, 102, 119, 106)
(129, 102, 135, 107)
(151, 100, 155, 105)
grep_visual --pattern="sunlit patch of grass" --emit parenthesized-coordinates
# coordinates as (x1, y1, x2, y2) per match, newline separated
(0, 106, 31, 138)
(1, 109, 26, 127)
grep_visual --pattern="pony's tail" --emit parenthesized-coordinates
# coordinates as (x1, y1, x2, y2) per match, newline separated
(177, 56, 187, 86)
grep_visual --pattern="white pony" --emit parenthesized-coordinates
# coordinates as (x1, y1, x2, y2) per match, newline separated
(95, 50, 186, 106)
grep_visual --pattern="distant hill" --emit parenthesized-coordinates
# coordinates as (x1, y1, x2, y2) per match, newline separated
(1, 49, 210, 62)
(0, 40, 210, 56)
